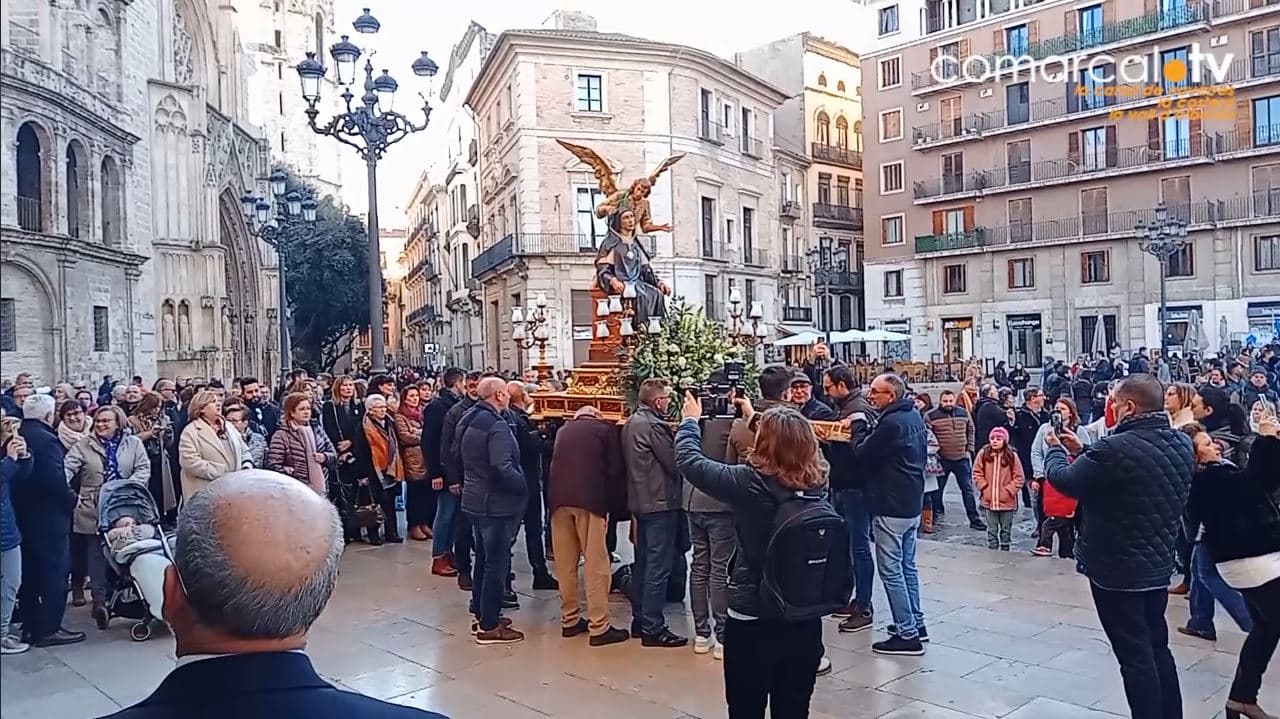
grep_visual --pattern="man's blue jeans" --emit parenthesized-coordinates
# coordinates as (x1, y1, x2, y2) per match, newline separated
(431, 488, 457, 559)
(836, 489, 875, 613)
(630, 510, 679, 637)
(1188, 543, 1254, 635)
(935, 457, 980, 521)
(872, 515, 924, 641)
(470, 514, 520, 632)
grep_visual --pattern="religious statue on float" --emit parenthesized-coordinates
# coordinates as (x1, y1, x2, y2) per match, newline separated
(556, 139, 684, 327)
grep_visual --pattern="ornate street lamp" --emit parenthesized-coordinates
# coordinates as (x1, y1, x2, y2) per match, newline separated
(295, 5, 437, 373)
(726, 286, 768, 348)
(806, 236, 847, 344)
(1136, 203, 1189, 357)
(511, 293, 554, 383)
(241, 177, 317, 378)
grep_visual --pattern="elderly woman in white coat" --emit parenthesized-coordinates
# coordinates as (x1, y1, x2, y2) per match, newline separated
(178, 390, 251, 500)
(64, 405, 150, 629)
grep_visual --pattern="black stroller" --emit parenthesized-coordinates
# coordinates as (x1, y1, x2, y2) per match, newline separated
(97, 479, 174, 641)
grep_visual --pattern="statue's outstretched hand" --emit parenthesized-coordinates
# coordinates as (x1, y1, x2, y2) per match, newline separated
(658, 280, 671, 296)
(656, 223, 673, 233)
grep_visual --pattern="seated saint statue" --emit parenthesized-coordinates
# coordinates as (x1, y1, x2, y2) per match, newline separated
(594, 208, 670, 326)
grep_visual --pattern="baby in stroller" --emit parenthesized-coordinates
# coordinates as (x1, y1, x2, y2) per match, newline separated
(97, 479, 173, 640)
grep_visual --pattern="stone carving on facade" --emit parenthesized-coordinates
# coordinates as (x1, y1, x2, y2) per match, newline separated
(161, 301, 177, 351)
(177, 301, 192, 350)
(204, 108, 262, 191)
(173, 6, 194, 85)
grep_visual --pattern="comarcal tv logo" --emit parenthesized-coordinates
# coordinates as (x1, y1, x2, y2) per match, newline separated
(931, 43, 1237, 120)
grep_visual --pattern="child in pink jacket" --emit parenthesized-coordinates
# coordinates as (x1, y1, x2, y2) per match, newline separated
(973, 427, 1025, 550)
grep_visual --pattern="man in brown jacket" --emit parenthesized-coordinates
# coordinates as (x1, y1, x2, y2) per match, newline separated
(546, 406, 630, 646)
(925, 390, 985, 530)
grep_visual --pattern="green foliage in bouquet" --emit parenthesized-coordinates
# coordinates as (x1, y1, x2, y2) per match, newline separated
(621, 298, 759, 411)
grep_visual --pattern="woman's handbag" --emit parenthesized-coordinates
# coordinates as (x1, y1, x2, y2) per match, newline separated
(353, 480, 384, 529)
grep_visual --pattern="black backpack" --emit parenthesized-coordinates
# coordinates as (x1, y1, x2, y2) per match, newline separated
(758, 486, 853, 621)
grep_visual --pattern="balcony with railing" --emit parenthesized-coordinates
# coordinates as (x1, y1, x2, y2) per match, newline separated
(911, 4, 1209, 93)
(16, 195, 41, 232)
(1212, 0, 1280, 17)
(913, 135, 1211, 202)
(913, 58, 1280, 148)
(699, 119, 726, 145)
(815, 270, 864, 292)
(782, 306, 813, 323)
(744, 247, 770, 267)
(914, 195, 1280, 255)
(810, 143, 863, 170)
(813, 203, 864, 230)
(781, 253, 805, 273)
(742, 136, 765, 158)
(471, 233, 654, 279)
(780, 200, 802, 220)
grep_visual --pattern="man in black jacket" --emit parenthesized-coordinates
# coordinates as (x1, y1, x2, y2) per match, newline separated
(973, 383, 1012, 452)
(422, 367, 464, 577)
(1044, 373, 1193, 719)
(505, 382, 557, 590)
(441, 371, 482, 589)
(822, 366, 877, 633)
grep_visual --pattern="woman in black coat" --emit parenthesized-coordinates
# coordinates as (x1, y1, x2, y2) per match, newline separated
(1182, 419, 1280, 719)
(673, 393, 835, 719)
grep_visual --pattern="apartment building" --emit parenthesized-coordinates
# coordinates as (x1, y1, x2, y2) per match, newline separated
(464, 12, 788, 374)
(737, 34, 867, 340)
(352, 227, 407, 369)
(858, 0, 1280, 364)
(401, 175, 447, 368)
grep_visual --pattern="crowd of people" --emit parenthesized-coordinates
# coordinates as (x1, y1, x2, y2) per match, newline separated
(0, 339, 1277, 719)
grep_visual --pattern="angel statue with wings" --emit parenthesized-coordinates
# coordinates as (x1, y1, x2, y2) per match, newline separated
(557, 139, 684, 326)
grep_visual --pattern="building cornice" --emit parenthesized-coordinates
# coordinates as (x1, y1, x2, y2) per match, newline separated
(0, 50, 140, 146)
(803, 34, 862, 68)
(1, 228, 150, 268)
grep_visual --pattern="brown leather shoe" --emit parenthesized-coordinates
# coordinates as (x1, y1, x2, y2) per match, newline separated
(431, 555, 459, 577)
(1169, 580, 1190, 596)
(409, 526, 429, 542)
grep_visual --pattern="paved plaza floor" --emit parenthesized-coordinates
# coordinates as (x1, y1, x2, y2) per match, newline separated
(2, 521, 1272, 719)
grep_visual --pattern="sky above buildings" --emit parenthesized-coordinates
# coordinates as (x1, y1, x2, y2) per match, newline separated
(327, 0, 866, 221)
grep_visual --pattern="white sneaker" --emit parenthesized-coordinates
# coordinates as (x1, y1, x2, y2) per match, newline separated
(816, 656, 832, 676)
(0, 635, 30, 655)
(693, 635, 713, 654)
(713, 643, 724, 660)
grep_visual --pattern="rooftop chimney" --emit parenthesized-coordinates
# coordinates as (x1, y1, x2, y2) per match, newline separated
(541, 10, 598, 31)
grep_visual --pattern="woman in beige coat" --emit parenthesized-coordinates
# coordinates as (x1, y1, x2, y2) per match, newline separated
(178, 390, 251, 500)
(64, 405, 150, 628)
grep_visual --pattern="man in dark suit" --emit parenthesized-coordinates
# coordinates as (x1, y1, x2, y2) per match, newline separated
(99, 470, 447, 719)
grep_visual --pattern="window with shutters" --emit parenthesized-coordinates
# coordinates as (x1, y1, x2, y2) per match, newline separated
(941, 152, 964, 194)
(816, 111, 830, 145)
(1251, 27, 1280, 79)
(743, 207, 755, 260)
(1164, 115, 1191, 158)
(881, 162, 904, 193)
(1006, 83, 1030, 125)
(1008, 197, 1033, 242)
(836, 117, 850, 149)
(943, 264, 966, 294)
(0, 299, 14, 352)
(1162, 48, 1190, 92)
(1254, 96, 1280, 146)
(879, 5, 900, 35)
(1078, 64, 1113, 111)
(1160, 176, 1192, 222)
(836, 176, 851, 206)
(1007, 139, 1031, 184)
(1006, 24, 1029, 56)
(1081, 250, 1111, 284)
(1167, 242, 1195, 278)
(1008, 258, 1034, 289)
(942, 208, 966, 234)
(938, 42, 960, 80)
(818, 173, 832, 203)
(940, 95, 962, 138)
(1078, 4, 1103, 47)
(882, 215, 905, 246)
(884, 269, 904, 298)
(701, 196, 716, 257)
(1081, 127, 1107, 171)
(1256, 234, 1280, 271)
(575, 187, 608, 247)
(879, 56, 902, 89)
(704, 275, 718, 316)
(93, 305, 109, 352)
(855, 178, 864, 207)
(1081, 187, 1108, 235)
(880, 109, 903, 141)
(1254, 163, 1280, 215)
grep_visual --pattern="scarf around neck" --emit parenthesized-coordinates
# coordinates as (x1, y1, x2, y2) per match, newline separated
(362, 415, 403, 488)
(58, 419, 90, 450)
(100, 431, 124, 483)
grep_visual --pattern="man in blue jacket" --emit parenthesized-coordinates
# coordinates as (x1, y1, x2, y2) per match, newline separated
(849, 373, 927, 657)
(458, 377, 528, 645)
(1044, 373, 1193, 719)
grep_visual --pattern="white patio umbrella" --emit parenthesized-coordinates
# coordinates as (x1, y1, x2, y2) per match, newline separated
(1091, 311, 1107, 357)
(861, 328, 911, 342)
(828, 329, 869, 343)
(772, 330, 825, 347)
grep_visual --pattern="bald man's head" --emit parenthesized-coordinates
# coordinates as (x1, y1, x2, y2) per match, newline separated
(477, 376, 509, 409)
(172, 470, 343, 640)
(506, 381, 527, 408)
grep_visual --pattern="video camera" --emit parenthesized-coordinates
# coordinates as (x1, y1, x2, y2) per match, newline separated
(690, 360, 746, 420)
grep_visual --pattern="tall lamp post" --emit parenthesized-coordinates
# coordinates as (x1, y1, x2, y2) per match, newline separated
(241, 168, 318, 379)
(726, 286, 768, 350)
(806, 236, 847, 344)
(1136, 203, 1189, 358)
(295, 6, 438, 374)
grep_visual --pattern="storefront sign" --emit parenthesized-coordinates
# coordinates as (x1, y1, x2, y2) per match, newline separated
(1156, 305, 1202, 322)
(883, 320, 910, 333)
(1005, 314, 1042, 330)
(943, 318, 972, 330)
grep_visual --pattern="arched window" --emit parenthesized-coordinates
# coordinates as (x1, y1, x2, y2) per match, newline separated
(853, 120, 864, 152)
(817, 72, 827, 87)
(65, 140, 90, 239)
(837, 80, 846, 92)
(314, 13, 324, 54)
(815, 111, 831, 145)
(16, 122, 46, 232)
(101, 155, 122, 247)
(835, 116, 849, 150)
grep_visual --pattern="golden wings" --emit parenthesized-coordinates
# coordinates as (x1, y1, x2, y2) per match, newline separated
(555, 139, 685, 196)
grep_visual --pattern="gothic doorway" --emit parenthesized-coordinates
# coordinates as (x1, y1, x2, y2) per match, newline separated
(218, 189, 263, 380)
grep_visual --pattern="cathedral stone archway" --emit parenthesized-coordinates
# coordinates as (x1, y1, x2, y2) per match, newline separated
(217, 188, 265, 380)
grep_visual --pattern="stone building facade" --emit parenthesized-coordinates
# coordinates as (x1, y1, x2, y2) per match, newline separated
(465, 14, 787, 374)
(1, 0, 277, 385)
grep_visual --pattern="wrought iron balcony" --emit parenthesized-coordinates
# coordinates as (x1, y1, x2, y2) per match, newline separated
(814, 270, 863, 292)
(471, 233, 655, 279)
(16, 196, 41, 232)
(813, 203, 864, 230)
(780, 200, 802, 220)
(914, 230, 988, 254)
(810, 143, 862, 170)
(782, 306, 813, 323)
(781, 254, 805, 273)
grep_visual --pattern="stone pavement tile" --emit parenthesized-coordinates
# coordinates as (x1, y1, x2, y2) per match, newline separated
(879, 670, 1036, 719)
(807, 677, 916, 718)
(340, 661, 447, 700)
(933, 628, 1077, 666)
(1089, 668, 1231, 719)
(962, 658, 1119, 706)
(877, 699, 989, 719)
(388, 677, 549, 718)
(849, 641, 1001, 679)
(0, 685, 121, 719)
(1003, 696, 1123, 718)
(937, 606, 1059, 638)
(1031, 624, 1114, 653)
(492, 666, 686, 719)
(0, 658, 99, 705)
(305, 633, 418, 681)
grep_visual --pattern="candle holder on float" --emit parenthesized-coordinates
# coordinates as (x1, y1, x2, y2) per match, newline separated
(511, 292, 553, 384)
(725, 286, 768, 349)
(594, 282, 661, 358)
